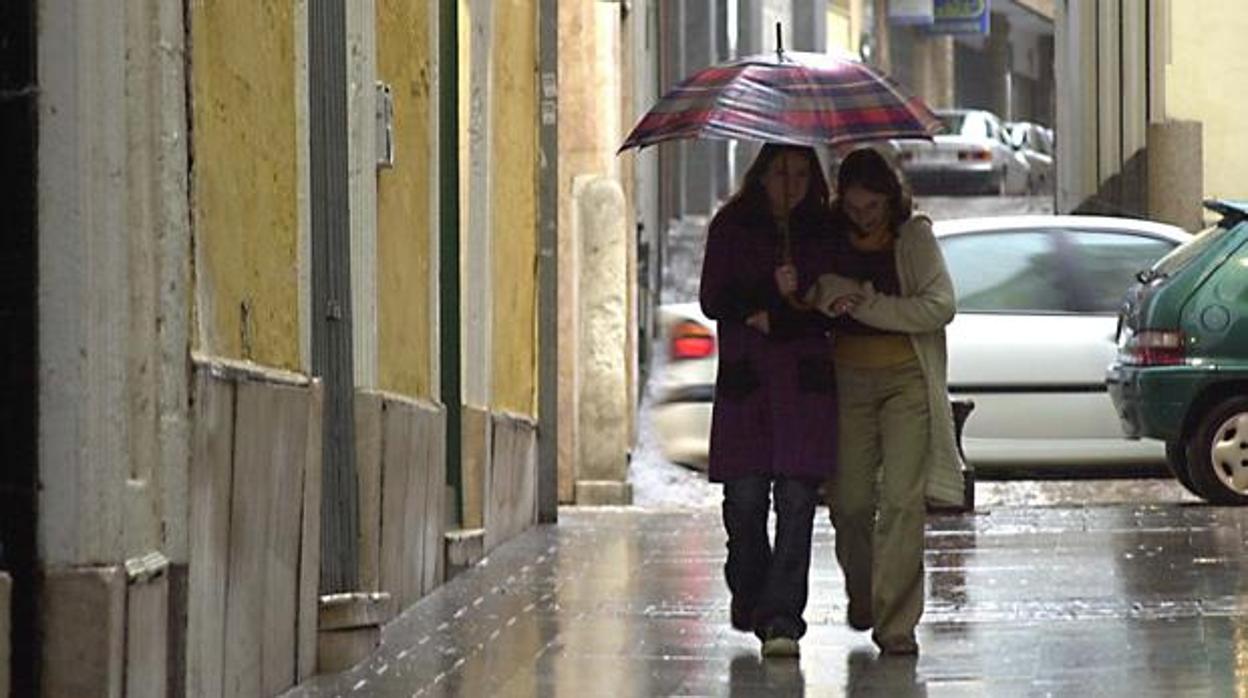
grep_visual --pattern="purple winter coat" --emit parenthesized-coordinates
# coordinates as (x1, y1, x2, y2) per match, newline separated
(699, 200, 839, 484)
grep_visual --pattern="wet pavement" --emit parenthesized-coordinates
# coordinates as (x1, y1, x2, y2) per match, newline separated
(286, 500, 1248, 697)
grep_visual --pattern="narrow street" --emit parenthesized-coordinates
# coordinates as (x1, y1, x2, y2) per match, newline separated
(287, 503, 1248, 696)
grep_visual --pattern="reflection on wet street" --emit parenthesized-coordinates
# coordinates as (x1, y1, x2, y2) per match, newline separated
(975, 476, 1202, 508)
(287, 499, 1248, 697)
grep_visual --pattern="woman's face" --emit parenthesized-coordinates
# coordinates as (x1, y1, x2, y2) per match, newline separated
(761, 151, 811, 216)
(842, 184, 889, 236)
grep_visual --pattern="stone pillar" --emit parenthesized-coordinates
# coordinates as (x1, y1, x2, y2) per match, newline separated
(1148, 120, 1204, 231)
(42, 567, 126, 697)
(872, 0, 891, 74)
(914, 34, 955, 110)
(986, 11, 1013, 120)
(573, 176, 633, 505)
(682, 0, 720, 218)
(791, 0, 827, 52)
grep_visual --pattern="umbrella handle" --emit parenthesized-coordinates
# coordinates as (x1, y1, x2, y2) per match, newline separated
(775, 221, 811, 310)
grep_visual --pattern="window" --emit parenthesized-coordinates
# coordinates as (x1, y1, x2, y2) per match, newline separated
(940, 231, 1068, 312)
(1063, 230, 1177, 313)
(1153, 224, 1226, 278)
(939, 112, 967, 135)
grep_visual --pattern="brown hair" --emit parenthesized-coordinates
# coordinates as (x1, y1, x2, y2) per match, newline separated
(724, 143, 830, 226)
(831, 147, 913, 231)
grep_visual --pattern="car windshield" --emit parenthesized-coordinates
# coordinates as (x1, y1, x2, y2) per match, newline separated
(1151, 222, 1231, 277)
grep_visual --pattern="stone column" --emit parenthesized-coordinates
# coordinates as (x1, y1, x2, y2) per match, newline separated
(791, 0, 827, 51)
(573, 176, 633, 505)
(914, 34, 955, 110)
(682, 0, 721, 218)
(1148, 120, 1204, 231)
(986, 11, 1013, 120)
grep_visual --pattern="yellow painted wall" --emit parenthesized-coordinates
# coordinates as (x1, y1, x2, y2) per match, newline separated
(1164, 1, 1248, 200)
(490, 0, 539, 416)
(377, 1, 435, 398)
(190, 0, 300, 369)
(827, 7, 852, 55)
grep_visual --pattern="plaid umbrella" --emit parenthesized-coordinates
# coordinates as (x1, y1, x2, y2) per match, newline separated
(618, 50, 942, 152)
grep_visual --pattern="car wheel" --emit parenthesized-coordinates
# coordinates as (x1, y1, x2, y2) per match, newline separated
(1185, 396, 1248, 506)
(1164, 440, 1206, 499)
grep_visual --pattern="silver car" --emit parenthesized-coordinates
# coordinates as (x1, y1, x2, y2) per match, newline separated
(649, 215, 1189, 472)
(895, 109, 1031, 196)
(1007, 121, 1055, 194)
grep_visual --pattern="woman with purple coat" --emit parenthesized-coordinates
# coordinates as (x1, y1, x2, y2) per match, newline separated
(699, 144, 839, 658)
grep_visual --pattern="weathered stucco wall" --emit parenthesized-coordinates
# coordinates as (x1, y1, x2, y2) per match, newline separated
(377, 1, 436, 398)
(1165, 1, 1248, 202)
(490, 0, 539, 417)
(191, 0, 301, 369)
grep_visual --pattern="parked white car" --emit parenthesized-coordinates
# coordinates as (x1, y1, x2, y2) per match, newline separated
(940, 215, 1187, 469)
(1007, 121, 1055, 194)
(894, 109, 1031, 196)
(650, 215, 1189, 472)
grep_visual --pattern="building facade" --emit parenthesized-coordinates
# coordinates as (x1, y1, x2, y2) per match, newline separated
(2, 0, 583, 694)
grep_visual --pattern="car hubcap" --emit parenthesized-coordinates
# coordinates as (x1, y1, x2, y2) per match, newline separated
(1209, 411, 1248, 495)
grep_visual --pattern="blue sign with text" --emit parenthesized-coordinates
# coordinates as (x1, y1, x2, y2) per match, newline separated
(928, 0, 991, 35)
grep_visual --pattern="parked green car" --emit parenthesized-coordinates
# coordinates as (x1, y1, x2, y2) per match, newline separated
(1108, 200, 1248, 504)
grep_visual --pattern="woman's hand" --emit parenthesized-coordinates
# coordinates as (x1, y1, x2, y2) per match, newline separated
(745, 310, 770, 334)
(774, 264, 799, 296)
(830, 294, 863, 316)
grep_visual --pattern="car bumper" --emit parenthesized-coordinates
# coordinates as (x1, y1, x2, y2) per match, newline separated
(901, 163, 997, 193)
(1106, 364, 1209, 442)
(963, 436, 1165, 469)
(651, 388, 713, 469)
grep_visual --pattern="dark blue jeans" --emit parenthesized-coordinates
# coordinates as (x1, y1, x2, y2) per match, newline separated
(722, 475, 820, 640)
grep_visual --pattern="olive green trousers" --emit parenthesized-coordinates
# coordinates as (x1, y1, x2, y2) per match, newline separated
(827, 358, 930, 648)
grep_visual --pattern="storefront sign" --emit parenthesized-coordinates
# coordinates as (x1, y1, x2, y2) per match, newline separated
(889, 0, 935, 26)
(928, 0, 991, 35)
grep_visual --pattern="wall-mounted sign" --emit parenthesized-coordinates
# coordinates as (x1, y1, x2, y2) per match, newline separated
(889, 0, 935, 26)
(927, 0, 991, 35)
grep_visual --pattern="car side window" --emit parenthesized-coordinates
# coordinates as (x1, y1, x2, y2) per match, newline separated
(939, 231, 1069, 313)
(1062, 230, 1177, 313)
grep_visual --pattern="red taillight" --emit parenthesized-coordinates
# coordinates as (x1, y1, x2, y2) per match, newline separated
(671, 320, 715, 360)
(1123, 329, 1185, 366)
(957, 148, 992, 162)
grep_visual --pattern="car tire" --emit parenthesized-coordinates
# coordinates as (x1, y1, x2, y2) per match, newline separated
(1165, 439, 1206, 499)
(1185, 396, 1248, 506)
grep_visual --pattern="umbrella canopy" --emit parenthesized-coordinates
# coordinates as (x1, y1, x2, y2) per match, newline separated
(618, 50, 942, 152)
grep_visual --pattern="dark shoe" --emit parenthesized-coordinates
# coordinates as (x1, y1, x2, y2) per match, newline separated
(874, 634, 919, 656)
(760, 627, 800, 659)
(731, 599, 754, 633)
(847, 601, 872, 632)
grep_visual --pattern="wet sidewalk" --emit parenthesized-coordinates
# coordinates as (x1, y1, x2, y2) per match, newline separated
(286, 504, 1248, 697)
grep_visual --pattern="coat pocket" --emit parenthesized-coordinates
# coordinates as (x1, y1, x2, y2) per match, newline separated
(797, 355, 836, 394)
(716, 358, 761, 400)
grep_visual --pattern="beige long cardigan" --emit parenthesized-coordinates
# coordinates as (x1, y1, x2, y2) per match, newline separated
(807, 214, 965, 507)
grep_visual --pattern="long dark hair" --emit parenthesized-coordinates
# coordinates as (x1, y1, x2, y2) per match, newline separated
(830, 147, 913, 231)
(722, 144, 830, 228)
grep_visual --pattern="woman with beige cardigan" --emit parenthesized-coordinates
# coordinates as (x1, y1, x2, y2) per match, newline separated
(802, 147, 963, 656)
